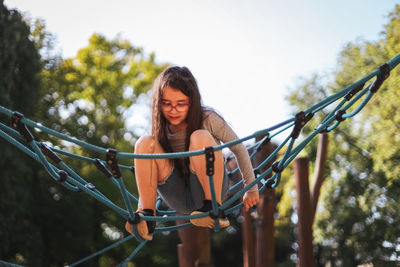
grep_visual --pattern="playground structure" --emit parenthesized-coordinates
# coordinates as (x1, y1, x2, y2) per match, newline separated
(0, 53, 399, 266)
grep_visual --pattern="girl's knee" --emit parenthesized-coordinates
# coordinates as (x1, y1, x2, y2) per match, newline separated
(135, 135, 156, 153)
(189, 129, 216, 149)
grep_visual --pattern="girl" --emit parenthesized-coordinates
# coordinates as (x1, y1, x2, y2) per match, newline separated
(126, 66, 259, 240)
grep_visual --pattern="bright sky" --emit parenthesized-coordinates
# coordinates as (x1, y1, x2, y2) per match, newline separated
(4, 0, 399, 138)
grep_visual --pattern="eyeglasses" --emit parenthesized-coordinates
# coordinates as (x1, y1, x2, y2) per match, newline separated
(161, 102, 190, 112)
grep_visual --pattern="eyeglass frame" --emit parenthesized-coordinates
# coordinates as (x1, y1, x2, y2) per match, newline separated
(160, 101, 190, 112)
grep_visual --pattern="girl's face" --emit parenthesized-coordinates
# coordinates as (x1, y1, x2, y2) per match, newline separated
(161, 86, 190, 132)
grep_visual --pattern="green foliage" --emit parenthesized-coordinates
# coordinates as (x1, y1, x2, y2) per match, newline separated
(40, 33, 166, 148)
(34, 32, 170, 265)
(0, 1, 42, 264)
(0, 7, 176, 265)
(0, 0, 40, 113)
(363, 6, 400, 185)
(285, 4, 400, 266)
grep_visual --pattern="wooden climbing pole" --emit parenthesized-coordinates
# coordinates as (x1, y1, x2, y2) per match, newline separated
(242, 137, 277, 267)
(293, 132, 328, 267)
(294, 157, 315, 267)
(177, 220, 211, 267)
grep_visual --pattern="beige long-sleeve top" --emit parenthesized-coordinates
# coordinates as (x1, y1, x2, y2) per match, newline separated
(167, 110, 258, 192)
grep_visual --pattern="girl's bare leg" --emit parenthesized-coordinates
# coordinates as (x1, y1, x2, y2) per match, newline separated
(189, 129, 224, 204)
(134, 135, 173, 211)
(125, 135, 172, 239)
(188, 130, 229, 228)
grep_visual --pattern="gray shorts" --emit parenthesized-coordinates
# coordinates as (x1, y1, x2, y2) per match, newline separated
(157, 167, 229, 214)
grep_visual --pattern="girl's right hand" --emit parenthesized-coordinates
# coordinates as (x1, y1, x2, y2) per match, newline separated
(243, 190, 259, 212)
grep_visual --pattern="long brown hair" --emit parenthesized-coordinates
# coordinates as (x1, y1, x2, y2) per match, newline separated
(152, 66, 204, 177)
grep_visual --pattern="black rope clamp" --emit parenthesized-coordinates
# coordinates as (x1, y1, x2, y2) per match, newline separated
(127, 212, 141, 225)
(94, 158, 113, 178)
(11, 112, 34, 143)
(205, 146, 215, 176)
(106, 148, 121, 178)
(255, 133, 270, 152)
(335, 109, 346, 122)
(57, 170, 68, 183)
(209, 209, 223, 219)
(291, 111, 313, 139)
(345, 82, 365, 101)
(271, 161, 283, 173)
(40, 143, 62, 164)
(370, 63, 390, 94)
(128, 209, 156, 234)
(265, 179, 275, 189)
(198, 200, 223, 219)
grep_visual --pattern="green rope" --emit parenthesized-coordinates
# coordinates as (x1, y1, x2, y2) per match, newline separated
(0, 260, 25, 267)
(0, 53, 399, 266)
(66, 235, 135, 267)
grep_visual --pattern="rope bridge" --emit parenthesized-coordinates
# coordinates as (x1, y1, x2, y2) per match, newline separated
(1, 53, 399, 266)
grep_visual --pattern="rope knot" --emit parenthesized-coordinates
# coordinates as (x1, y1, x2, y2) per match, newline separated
(291, 111, 313, 139)
(272, 161, 283, 173)
(335, 109, 346, 122)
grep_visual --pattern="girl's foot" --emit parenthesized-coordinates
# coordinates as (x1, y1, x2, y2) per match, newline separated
(125, 209, 156, 241)
(190, 211, 230, 229)
(189, 200, 230, 229)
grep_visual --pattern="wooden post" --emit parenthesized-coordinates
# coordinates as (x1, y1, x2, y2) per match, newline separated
(310, 132, 328, 222)
(242, 209, 255, 267)
(253, 140, 276, 267)
(177, 221, 211, 267)
(225, 150, 256, 267)
(294, 157, 315, 267)
(178, 243, 192, 267)
(227, 136, 276, 267)
(255, 188, 275, 267)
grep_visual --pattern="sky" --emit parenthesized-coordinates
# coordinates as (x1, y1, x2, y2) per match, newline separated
(4, 0, 399, 138)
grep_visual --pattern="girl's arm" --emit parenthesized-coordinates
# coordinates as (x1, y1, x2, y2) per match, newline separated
(203, 111, 259, 211)
(203, 111, 258, 192)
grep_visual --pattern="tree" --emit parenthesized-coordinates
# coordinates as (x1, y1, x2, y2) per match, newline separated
(0, 7, 175, 264)
(35, 33, 170, 266)
(0, 0, 40, 112)
(0, 0, 43, 264)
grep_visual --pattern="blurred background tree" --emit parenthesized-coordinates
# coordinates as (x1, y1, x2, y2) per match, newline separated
(285, 4, 400, 266)
(0, 1, 174, 265)
(0, 0, 43, 265)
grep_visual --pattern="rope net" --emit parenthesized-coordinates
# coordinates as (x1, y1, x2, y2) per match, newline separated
(1, 53, 399, 266)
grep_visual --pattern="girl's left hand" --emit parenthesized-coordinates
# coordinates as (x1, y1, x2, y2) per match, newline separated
(243, 190, 259, 212)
